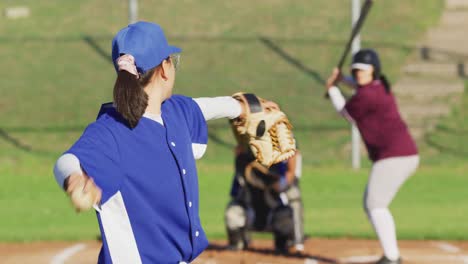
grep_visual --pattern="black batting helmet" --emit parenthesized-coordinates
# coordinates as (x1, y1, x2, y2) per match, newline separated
(351, 49, 381, 80)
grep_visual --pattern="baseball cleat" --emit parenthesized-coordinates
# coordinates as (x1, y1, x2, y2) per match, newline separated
(375, 256, 402, 264)
(294, 243, 304, 252)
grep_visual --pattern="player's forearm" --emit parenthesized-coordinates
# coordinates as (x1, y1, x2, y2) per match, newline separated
(193, 96, 242, 121)
(285, 154, 298, 185)
(327, 86, 346, 112)
(327, 87, 356, 124)
(285, 171, 295, 185)
(53, 153, 83, 189)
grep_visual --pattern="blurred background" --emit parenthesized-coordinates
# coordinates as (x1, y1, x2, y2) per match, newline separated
(0, 0, 467, 245)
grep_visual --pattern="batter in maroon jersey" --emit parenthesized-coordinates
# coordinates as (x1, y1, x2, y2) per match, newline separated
(326, 49, 419, 264)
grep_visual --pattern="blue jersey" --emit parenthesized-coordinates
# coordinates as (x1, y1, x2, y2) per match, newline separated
(67, 95, 208, 263)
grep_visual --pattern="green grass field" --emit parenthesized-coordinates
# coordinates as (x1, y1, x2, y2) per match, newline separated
(2, 0, 468, 242)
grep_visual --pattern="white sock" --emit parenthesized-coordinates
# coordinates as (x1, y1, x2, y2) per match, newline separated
(368, 208, 400, 261)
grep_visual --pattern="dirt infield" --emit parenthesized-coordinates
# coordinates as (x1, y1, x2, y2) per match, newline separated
(2, 238, 468, 264)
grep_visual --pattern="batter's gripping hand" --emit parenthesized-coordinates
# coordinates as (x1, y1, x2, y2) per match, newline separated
(65, 172, 102, 212)
(231, 93, 296, 167)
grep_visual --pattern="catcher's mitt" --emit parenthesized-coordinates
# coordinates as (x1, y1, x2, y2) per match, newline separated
(231, 92, 296, 167)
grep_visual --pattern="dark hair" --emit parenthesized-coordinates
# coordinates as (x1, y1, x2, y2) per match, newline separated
(379, 74, 391, 94)
(113, 67, 158, 128)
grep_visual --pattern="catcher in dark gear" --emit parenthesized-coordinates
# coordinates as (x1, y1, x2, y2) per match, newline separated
(224, 144, 305, 254)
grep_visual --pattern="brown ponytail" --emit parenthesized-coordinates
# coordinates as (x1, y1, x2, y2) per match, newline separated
(113, 67, 157, 128)
(380, 74, 391, 94)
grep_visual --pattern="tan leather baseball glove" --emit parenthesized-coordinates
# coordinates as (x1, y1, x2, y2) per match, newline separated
(231, 92, 296, 167)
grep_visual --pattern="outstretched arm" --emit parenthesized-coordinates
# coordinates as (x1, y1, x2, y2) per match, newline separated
(193, 95, 278, 121)
(193, 96, 243, 121)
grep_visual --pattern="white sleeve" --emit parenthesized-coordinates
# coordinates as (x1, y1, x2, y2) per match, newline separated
(328, 86, 356, 123)
(193, 96, 242, 121)
(327, 86, 346, 112)
(53, 153, 83, 189)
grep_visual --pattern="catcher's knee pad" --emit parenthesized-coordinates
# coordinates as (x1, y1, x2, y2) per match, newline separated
(271, 205, 294, 237)
(225, 203, 248, 230)
(285, 185, 302, 202)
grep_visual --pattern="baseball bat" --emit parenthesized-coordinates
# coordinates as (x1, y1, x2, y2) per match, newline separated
(325, 0, 374, 98)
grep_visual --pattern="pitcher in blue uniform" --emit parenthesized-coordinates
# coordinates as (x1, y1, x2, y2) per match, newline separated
(53, 21, 278, 263)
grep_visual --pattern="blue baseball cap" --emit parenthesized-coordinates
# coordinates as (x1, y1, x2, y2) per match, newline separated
(111, 21, 181, 74)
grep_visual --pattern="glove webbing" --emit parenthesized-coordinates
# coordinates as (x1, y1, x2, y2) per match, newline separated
(241, 93, 267, 137)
